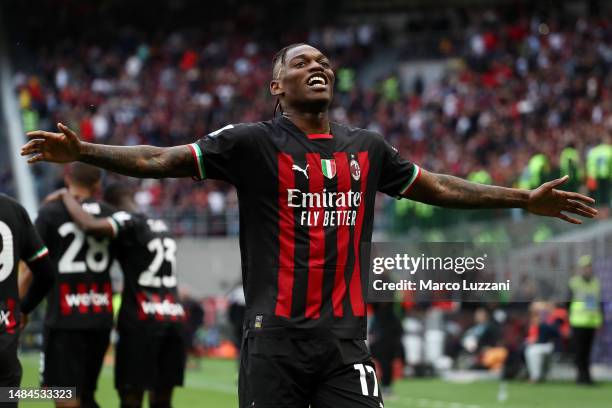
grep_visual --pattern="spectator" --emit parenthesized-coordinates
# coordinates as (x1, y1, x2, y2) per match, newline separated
(568, 255, 603, 385)
(524, 302, 560, 383)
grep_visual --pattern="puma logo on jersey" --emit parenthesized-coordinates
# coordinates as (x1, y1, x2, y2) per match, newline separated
(0, 310, 10, 326)
(292, 163, 309, 179)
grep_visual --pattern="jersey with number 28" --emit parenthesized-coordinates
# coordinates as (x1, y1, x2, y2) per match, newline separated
(35, 198, 119, 329)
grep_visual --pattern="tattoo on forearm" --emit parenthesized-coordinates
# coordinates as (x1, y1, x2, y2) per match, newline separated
(80, 143, 193, 178)
(431, 174, 528, 209)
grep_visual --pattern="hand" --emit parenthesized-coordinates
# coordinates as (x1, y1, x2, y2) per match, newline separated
(19, 314, 29, 330)
(21, 123, 81, 164)
(42, 188, 68, 205)
(526, 176, 598, 224)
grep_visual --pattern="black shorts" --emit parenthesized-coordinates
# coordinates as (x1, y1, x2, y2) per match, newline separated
(42, 328, 110, 391)
(115, 325, 186, 390)
(0, 333, 22, 387)
(239, 332, 384, 408)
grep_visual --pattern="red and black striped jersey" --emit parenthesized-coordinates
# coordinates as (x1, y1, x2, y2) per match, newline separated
(0, 194, 49, 335)
(112, 211, 185, 330)
(35, 198, 121, 329)
(189, 116, 420, 339)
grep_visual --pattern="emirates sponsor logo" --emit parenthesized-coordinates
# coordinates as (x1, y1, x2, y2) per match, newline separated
(140, 299, 186, 317)
(287, 189, 361, 208)
(286, 189, 361, 227)
(65, 291, 110, 307)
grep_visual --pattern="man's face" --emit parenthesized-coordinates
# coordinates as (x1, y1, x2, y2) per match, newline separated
(271, 45, 335, 112)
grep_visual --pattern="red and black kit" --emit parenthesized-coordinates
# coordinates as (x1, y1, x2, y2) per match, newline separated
(35, 198, 119, 389)
(112, 212, 186, 389)
(190, 116, 420, 407)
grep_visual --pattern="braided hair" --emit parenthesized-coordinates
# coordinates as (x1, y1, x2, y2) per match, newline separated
(272, 43, 307, 116)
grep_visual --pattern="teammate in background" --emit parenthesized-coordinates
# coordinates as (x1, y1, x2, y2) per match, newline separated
(22, 43, 598, 408)
(0, 194, 55, 406)
(34, 163, 122, 408)
(57, 182, 186, 408)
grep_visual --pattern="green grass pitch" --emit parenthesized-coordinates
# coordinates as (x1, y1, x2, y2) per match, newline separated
(17, 353, 612, 408)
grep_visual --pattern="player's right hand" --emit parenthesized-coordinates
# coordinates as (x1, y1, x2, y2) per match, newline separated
(21, 123, 81, 164)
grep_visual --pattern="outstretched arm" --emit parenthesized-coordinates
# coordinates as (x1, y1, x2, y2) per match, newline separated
(404, 169, 597, 224)
(21, 123, 194, 178)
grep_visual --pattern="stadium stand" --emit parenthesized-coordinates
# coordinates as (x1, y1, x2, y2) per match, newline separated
(3, 1, 611, 236)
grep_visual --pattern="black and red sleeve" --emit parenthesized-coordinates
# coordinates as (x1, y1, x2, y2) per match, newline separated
(19, 204, 48, 264)
(188, 123, 253, 184)
(377, 138, 421, 198)
(18, 204, 55, 314)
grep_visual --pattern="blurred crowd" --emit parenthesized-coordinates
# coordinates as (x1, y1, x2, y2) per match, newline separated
(386, 6, 612, 228)
(5, 1, 612, 235)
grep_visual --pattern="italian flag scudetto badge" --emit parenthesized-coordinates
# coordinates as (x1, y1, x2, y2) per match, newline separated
(321, 159, 337, 179)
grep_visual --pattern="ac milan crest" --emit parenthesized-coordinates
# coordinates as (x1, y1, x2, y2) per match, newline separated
(350, 159, 361, 181)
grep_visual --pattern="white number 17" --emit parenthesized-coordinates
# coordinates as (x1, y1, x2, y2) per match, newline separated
(353, 363, 379, 397)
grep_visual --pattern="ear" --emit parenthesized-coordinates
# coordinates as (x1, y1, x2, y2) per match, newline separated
(270, 79, 283, 96)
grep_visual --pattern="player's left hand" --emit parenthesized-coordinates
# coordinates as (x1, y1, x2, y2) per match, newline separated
(21, 123, 82, 164)
(42, 188, 68, 205)
(526, 176, 597, 224)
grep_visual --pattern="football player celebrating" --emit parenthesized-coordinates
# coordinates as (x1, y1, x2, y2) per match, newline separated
(22, 44, 597, 408)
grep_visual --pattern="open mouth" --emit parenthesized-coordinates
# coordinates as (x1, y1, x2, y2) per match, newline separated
(306, 73, 328, 89)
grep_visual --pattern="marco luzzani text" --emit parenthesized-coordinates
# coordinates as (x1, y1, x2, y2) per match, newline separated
(371, 253, 511, 292)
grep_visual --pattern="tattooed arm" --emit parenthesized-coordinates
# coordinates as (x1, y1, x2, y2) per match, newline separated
(21, 123, 194, 178)
(79, 143, 193, 178)
(404, 169, 597, 224)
